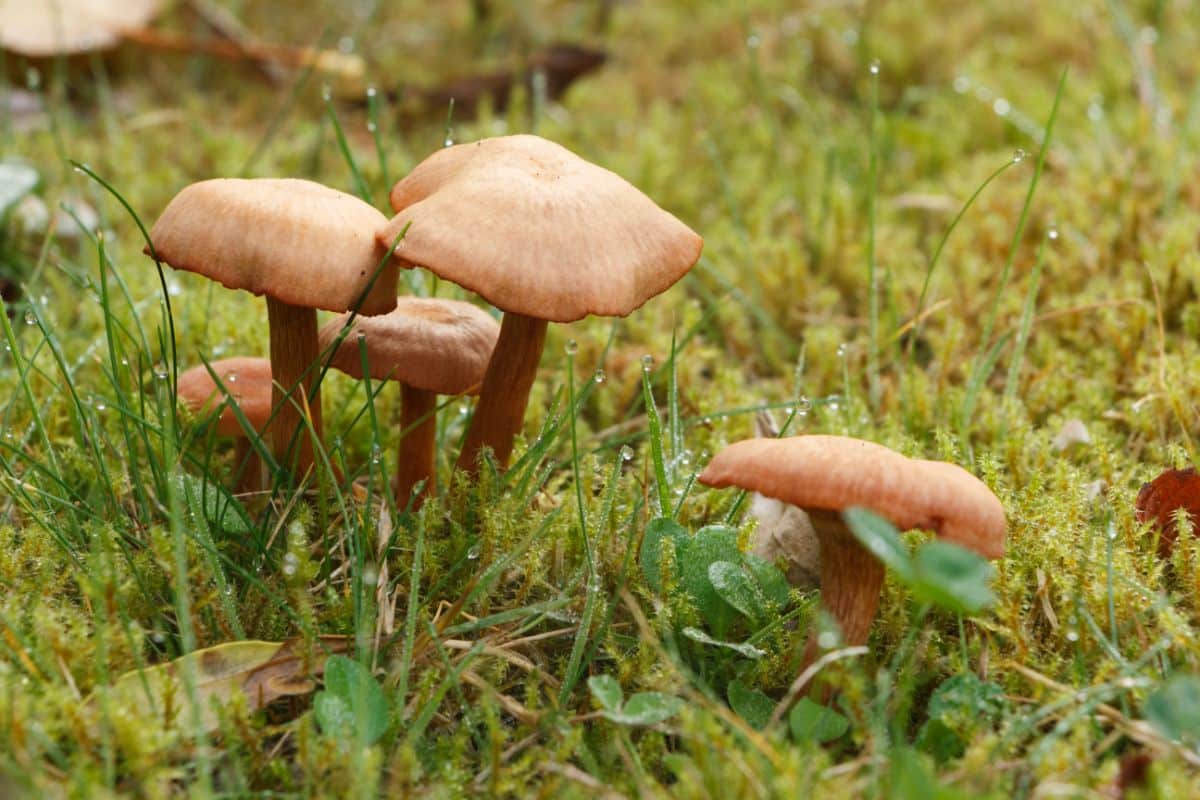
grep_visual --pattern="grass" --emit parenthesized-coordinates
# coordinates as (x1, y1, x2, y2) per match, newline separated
(4, 0, 1200, 796)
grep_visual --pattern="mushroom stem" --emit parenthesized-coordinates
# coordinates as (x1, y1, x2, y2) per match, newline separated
(396, 384, 437, 509)
(797, 510, 886, 698)
(456, 312, 548, 475)
(266, 296, 322, 479)
(232, 437, 263, 495)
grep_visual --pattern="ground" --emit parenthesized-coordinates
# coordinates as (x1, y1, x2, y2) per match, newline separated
(3, 0, 1200, 797)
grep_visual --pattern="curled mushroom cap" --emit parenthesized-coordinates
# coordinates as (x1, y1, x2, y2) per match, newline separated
(379, 134, 703, 324)
(177, 357, 273, 437)
(699, 434, 1005, 701)
(698, 435, 1006, 558)
(149, 178, 396, 315)
(318, 297, 499, 396)
(0, 0, 162, 57)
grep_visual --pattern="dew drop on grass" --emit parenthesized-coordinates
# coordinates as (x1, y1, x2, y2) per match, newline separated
(366, 87, 377, 99)
(564, 339, 578, 356)
(338, 36, 356, 54)
(1047, 228, 1059, 241)
(620, 445, 635, 462)
(993, 98, 1011, 116)
(953, 75, 970, 94)
(227, 372, 238, 384)
(363, 566, 378, 586)
(1012, 148, 1027, 163)
(817, 631, 837, 649)
(868, 59, 880, 75)
(23, 310, 35, 326)
(153, 363, 168, 380)
(796, 396, 812, 416)
(746, 33, 760, 49)
(641, 354, 654, 372)
(593, 368, 606, 384)
(1066, 629, 1079, 642)
(467, 546, 480, 560)
(1087, 101, 1104, 121)
(444, 135, 455, 148)
(366, 121, 377, 133)
(321, 86, 333, 102)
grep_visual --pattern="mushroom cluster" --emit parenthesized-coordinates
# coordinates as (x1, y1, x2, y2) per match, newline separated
(149, 134, 701, 498)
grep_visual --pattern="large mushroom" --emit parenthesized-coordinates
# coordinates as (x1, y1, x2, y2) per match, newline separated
(699, 435, 1005, 690)
(177, 356, 273, 493)
(318, 297, 499, 508)
(376, 134, 703, 474)
(148, 178, 398, 480)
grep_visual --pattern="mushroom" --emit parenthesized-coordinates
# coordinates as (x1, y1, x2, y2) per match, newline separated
(699, 435, 1005, 691)
(148, 178, 398, 480)
(0, 0, 162, 57)
(376, 134, 703, 474)
(318, 297, 499, 508)
(177, 357, 273, 493)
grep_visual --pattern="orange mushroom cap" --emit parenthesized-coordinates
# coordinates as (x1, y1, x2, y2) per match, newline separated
(177, 357, 273, 437)
(148, 178, 398, 316)
(317, 297, 499, 396)
(377, 135, 703, 323)
(698, 435, 1006, 559)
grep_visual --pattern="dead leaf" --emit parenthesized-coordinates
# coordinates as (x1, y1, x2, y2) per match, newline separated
(87, 635, 350, 735)
(1135, 467, 1200, 558)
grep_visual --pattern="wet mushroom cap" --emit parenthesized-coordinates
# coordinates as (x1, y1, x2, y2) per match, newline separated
(377, 134, 703, 323)
(317, 297, 499, 395)
(148, 178, 398, 315)
(177, 357, 273, 437)
(698, 435, 1006, 559)
(0, 0, 162, 57)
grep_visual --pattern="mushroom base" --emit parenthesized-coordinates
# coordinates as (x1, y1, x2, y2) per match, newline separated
(396, 385, 437, 509)
(797, 510, 886, 699)
(266, 296, 322, 480)
(456, 312, 548, 475)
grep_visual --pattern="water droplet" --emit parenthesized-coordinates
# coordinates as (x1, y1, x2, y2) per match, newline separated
(227, 372, 238, 384)
(153, 363, 168, 380)
(321, 85, 332, 102)
(23, 310, 35, 326)
(817, 631, 837, 649)
(796, 396, 812, 416)
(366, 121, 377, 133)
(836, 343, 848, 358)
(746, 32, 761, 49)
(993, 98, 1011, 117)
(953, 75, 970, 94)
(363, 566, 378, 586)
(620, 445, 635, 462)
(282, 552, 300, 577)
(466, 546, 480, 560)
(1066, 629, 1079, 642)
(166, 280, 182, 297)
(641, 354, 654, 372)
(94, 399, 106, 413)
(338, 36, 356, 54)
(25, 67, 40, 89)
(593, 368, 606, 384)
(443, 135, 455, 148)
(366, 86, 377, 98)
(1087, 101, 1103, 122)
(564, 339, 578, 356)
(1012, 148, 1028, 164)
(868, 59, 880, 75)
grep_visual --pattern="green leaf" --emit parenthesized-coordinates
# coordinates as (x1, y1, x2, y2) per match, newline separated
(587, 674, 624, 712)
(180, 473, 251, 535)
(744, 553, 790, 610)
(888, 747, 968, 800)
(1145, 675, 1200, 746)
(916, 673, 1006, 761)
(843, 507, 914, 582)
(680, 626, 765, 659)
(315, 655, 389, 745)
(789, 697, 849, 743)
(727, 680, 774, 730)
(911, 541, 996, 614)
(708, 561, 768, 623)
(640, 517, 687, 594)
(604, 692, 683, 726)
(678, 525, 741, 635)
(0, 162, 38, 218)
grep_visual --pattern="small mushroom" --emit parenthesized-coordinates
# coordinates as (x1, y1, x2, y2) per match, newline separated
(177, 357, 273, 493)
(699, 435, 1006, 693)
(318, 297, 499, 508)
(0, 0, 162, 57)
(148, 178, 398, 481)
(377, 134, 703, 474)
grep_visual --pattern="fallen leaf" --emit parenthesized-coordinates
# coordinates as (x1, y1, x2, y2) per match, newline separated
(88, 635, 350, 735)
(1135, 467, 1200, 558)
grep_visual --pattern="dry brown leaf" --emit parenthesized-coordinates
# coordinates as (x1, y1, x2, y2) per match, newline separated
(87, 635, 350, 735)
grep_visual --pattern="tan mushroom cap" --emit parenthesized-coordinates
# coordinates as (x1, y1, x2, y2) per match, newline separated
(698, 435, 1006, 559)
(149, 178, 398, 316)
(378, 135, 703, 323)
(178, 357, 273, 437)
(318, 298, 499, 396)
(0, 0, 161, 57)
